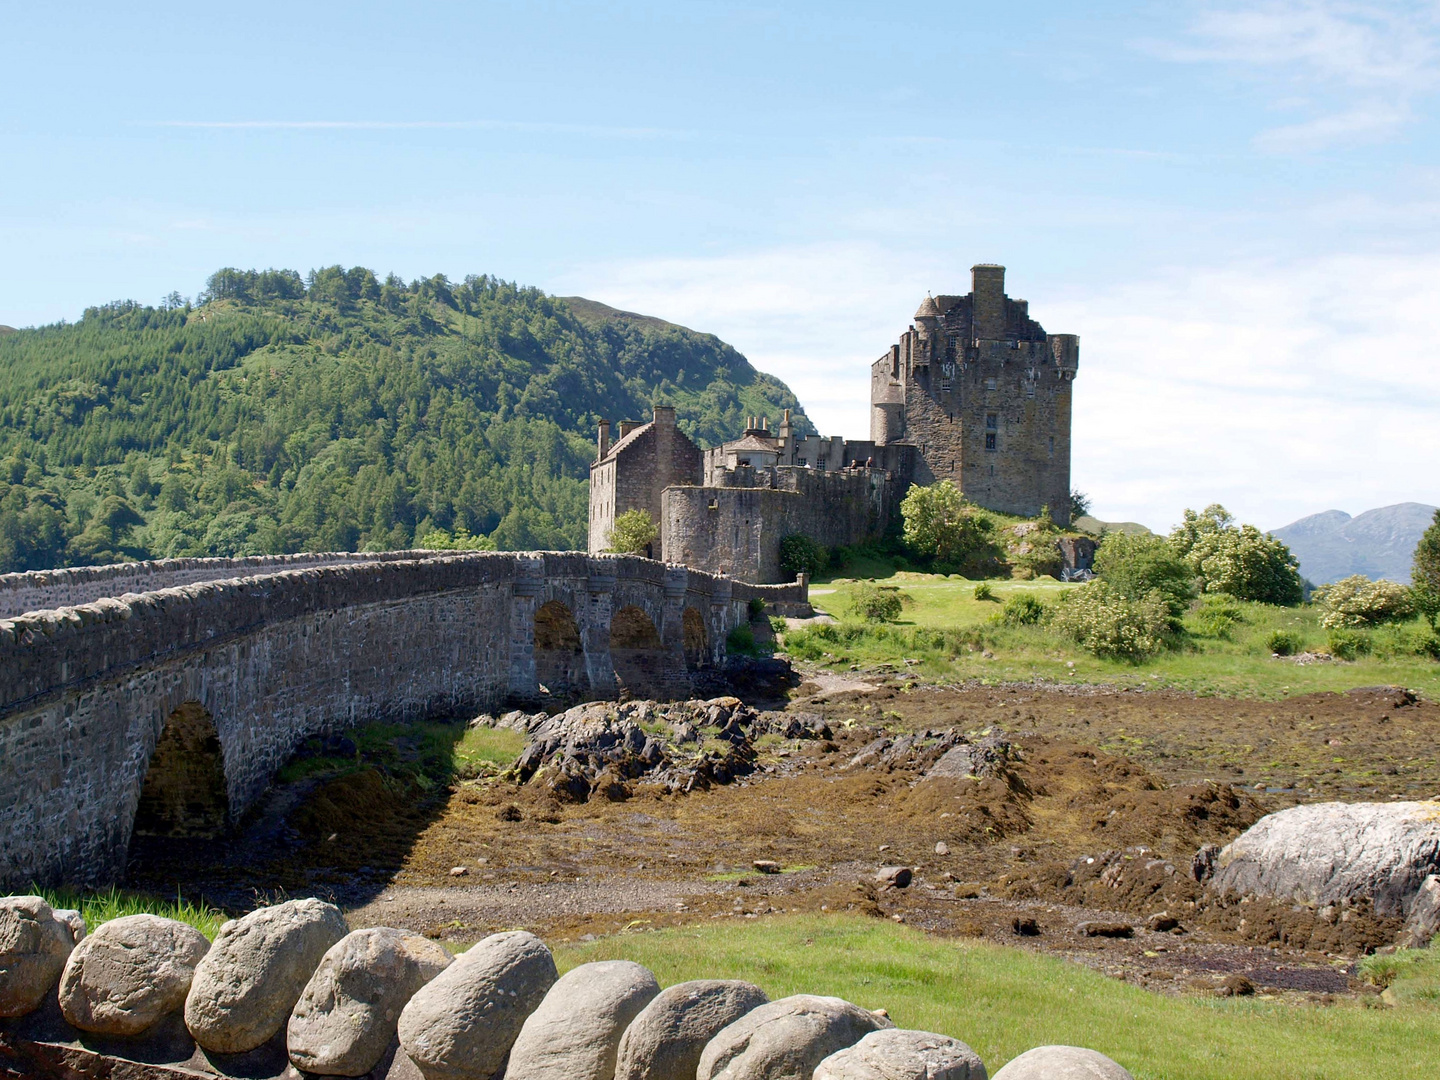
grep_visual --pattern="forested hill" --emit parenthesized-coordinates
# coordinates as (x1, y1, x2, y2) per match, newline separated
(0, 267, 810, 572)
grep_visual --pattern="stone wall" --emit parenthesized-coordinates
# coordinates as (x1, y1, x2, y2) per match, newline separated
(0, 551, 804, 890)
(662, 467, 900, 583)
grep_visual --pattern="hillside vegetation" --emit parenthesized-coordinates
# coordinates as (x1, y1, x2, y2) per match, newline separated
(0, 267, 807, 572)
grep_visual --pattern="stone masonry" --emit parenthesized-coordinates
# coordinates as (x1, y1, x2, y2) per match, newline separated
(0, 551, 806, 891)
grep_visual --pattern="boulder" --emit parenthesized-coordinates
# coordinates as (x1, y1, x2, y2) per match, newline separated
(184, 897, 348, 1054)
(0, 896, 83, 1018)
(1400, 874, 1440, 948)
(696, 994, 893, 1080)
(875, 867, 913, 889)
(505, 959, 660, 1080)
(57, 914, 210, 1036)
(398, 930, 558, 1080)
(614, 979, 769, 1080)
(991, 1046, 1132, 1080)
(287, 927, 452, 1077)
(1209, 801, 1440, 916)
(814, 1028, 988, 1080)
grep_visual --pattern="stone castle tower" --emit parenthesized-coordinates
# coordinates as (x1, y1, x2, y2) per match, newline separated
(870, 264, 1079, 524)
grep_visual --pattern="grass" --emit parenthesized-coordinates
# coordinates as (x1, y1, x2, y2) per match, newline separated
(35, 885, 228, 940)
(795, 570, 1440, 699)
(276, 720, 525, 785)
(556, 915, 1440, 1080)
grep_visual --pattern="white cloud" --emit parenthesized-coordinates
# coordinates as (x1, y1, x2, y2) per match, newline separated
(561, 243, 1440, 533)
(1149, 1, 1440, 151)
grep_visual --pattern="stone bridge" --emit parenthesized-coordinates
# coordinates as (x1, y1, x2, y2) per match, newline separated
(0, 551, 808, 891)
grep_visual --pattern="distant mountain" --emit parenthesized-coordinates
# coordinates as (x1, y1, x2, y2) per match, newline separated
(0, 325, 16, 335)
(1073, 515, 1152, 537)
(1271, 503, 1437, 585)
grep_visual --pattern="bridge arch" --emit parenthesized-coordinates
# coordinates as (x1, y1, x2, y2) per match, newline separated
(534, 600, 586, 701)
(132, 701, 230, 839)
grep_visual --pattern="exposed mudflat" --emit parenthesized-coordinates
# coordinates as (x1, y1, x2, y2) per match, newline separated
(127, 667, 1440, 1002)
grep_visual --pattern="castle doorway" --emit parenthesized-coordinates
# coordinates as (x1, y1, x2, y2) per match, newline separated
(131, 701, 229, 839)
(534, 600, 586, 701)
(610, 605, 672, 699)
(682, 607, 708, 670)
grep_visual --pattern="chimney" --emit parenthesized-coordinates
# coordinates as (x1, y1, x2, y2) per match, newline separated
(597, 420, 611, 460)
(619, 419, 641, 437)
(653, 405, 675, 428)
(779, 408, 792, 440)
(972, 263, 1006, 340)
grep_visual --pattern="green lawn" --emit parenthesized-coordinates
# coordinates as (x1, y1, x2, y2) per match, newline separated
(792, 570, 1440, 699)
(36, 886, 228, 940)
(558, 916, 1440, 1080)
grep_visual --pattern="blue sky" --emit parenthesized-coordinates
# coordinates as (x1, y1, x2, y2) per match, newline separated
(3, 1, 1438, 530)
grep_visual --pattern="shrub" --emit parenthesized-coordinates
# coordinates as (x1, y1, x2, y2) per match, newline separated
(1312, 575, 1415, 629)
(1093, 531, 1194, 627)
(900, 481, 1003, 575)
(1048, 581, 1170, 661)
(1266, 628, 1303, 656)
(998, 594, 1046, 626)
(726, 624, 757, 655)
(605, 508, 658, 555)
(973, 582, 997, 602)
(1327, 627, 1371, 660)
(779, 533, 826, 580)
(849, 583, 905, 623)
(1188, 596, 1247, 640)
(1169, 504, 1302, 605)
(748, 597, 766, 617)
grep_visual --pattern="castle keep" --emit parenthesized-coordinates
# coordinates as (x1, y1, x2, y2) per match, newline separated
(871, 264, 1079, 521)
(589, 265, 1079, 581)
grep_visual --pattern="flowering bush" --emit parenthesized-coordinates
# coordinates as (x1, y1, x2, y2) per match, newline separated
(1312, 575, 1415, 630)
(1048, 581, 1170, 660)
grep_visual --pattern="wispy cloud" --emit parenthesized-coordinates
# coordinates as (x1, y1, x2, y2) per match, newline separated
(147, 119, 688, 139)
(1146, 1, 1440, 151)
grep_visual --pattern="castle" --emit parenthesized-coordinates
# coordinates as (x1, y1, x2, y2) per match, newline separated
(589, 265, 1079, 582)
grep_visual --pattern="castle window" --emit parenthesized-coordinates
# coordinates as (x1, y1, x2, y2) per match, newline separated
(797, 457, 807, 467)
(985, 413, 998, 430)
(985, 433, 997, 451)
(946, 333, 957, 357)
(1048, 437, 1054, 456)
(739, 458, 750, 467)
(985, 378, 997, 391)
(817, 459, 826, 471)
(1026, 380, 1036, 399)
(939, 378, 951, 392)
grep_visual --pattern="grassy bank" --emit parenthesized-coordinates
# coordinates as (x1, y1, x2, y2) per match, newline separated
(559, 915, 1440, 1080)
(792, 571, 1440, 698)
(36, 886, 228, 939)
